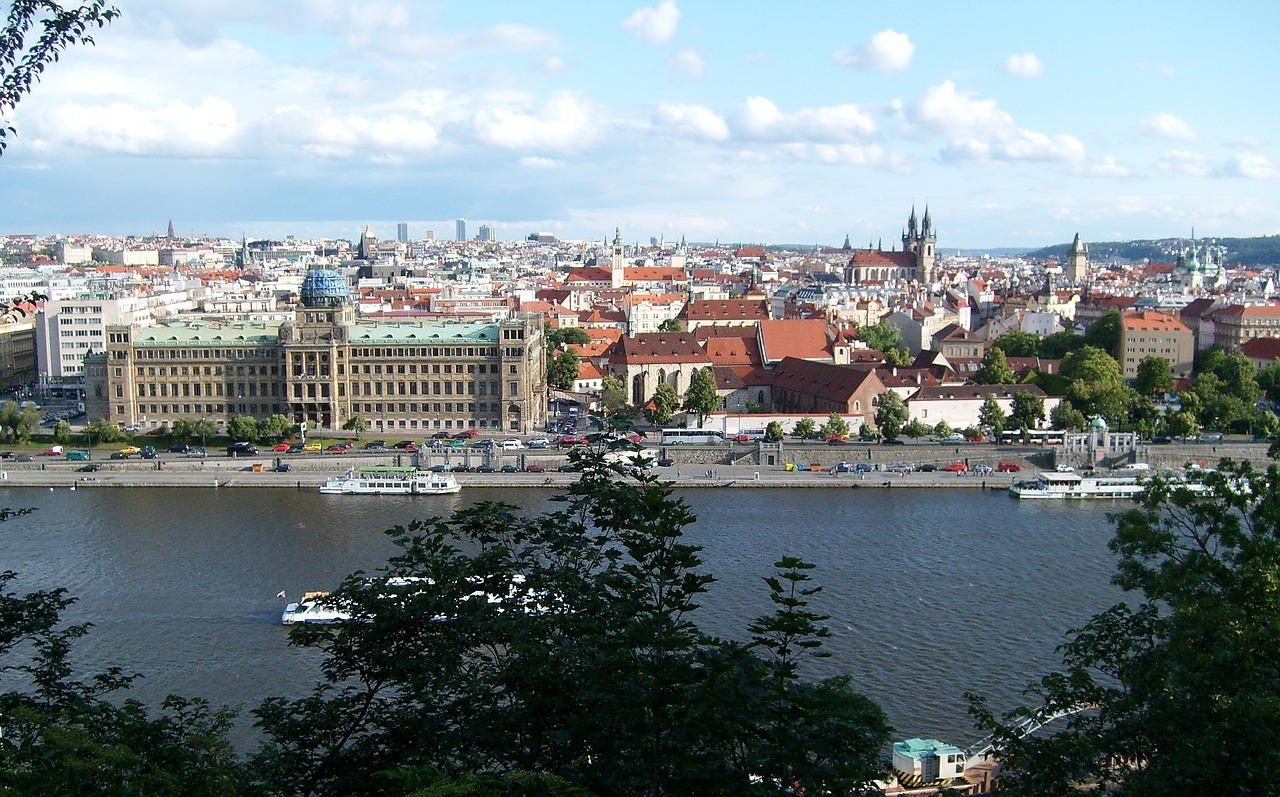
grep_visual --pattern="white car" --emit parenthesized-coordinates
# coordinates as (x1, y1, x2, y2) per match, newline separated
(499, 438, 525, 450)
(1055, 464, 1075, 472)
(527, 437, 551, 449)
(123, 424, 141, 432)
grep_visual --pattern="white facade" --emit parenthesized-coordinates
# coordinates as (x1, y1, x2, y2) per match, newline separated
(36, 291, 195, 380)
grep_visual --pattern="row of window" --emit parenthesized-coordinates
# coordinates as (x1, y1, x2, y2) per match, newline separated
(130, 365, 280, 377)
(129, 382, 278, 398)
(119, 404, 510, 426)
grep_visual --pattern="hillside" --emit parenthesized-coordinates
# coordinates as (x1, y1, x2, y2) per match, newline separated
(1025, 235, 1280, 267)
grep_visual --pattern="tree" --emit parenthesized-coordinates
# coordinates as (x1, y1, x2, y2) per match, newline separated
(856, 322, 902, 354)
(600, 375, 628, 413)
(932, 420, 953, 439)
(970, 462, 1280, 796)
(52, 418, 71, 444)
(260, 413, 294, 440)
(544, 324, 590, 349)
(992, 331, 1041, 358)
(1049, 399, 1087, 431)
(1257, 358, 1280, 405)
(1061, 345, 1129, 421)
(764, 421, 784, 442)
(902, 418, 931, 440)
(657, 317, 681, 332)
(820, 412, 850, 440)
(549, 349, 581, 391)
(792, 417, 816, 440)
(683, 368, 719, 428)
(978, 394, 1007, 439)
(1038, 330, 1085, 359)
(226, 415, 258, 443)
(252, 446, 891, 797)
(1010, 391, 1045, 430)
(1082, 309, 1122, 357)
(341, 415, 369, 439)
(645, 383, 680, 427)
(191, 418, 218, 449)
(85, 416, 122, 444)
(883, 346, 913, 367)
(973, 348, 1015, 385)
(873, 390, 908, 441)
(1162, 408, 1199, 439)
(1133, 356, 1173, 397)
(1, 1, 120, 154)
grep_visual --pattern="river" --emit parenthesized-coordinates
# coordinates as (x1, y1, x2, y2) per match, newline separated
(0, 484, 1124, 748)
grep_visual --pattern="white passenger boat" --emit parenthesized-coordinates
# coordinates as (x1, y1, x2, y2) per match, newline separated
(319, 466, 460, 495)
(1009, 471, 1145, 499)
(281, 592, 349, 624)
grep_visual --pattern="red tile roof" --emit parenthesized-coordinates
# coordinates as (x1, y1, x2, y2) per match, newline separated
(771, 357, 884, 404)
(849, 250, 915, 267)
(680, 298, 769, 321)
(759, 318, 831, 362)
(1240, 337, 1280, 361)
(607, 333, 713, 365)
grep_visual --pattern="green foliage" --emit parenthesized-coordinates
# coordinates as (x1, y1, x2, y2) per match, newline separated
(970, 462, 1280, 796)
(0, 1, 120, 155)
(0, 400, 41, 442)
(902, 418, 931, 440)
(657, 317, 681, 332)
(992, 330, 1041, 358)
(225, 415, 259, 443)
(1082, 310, 1122, 357)
(549, 349, 581, 391)
(1010, 392, 1045, 429)
(820, 412, 850, 439)
(873, 390, 908, 440)
(764, 421, 784, 442)
(600, 375, 628, 413)
(978, 395, 1006, 437)
(543, 324, 590, 349)
(932, 420, 952, 438)
(1061, 345, 1129, 421)
(260, 413, 295, 440)
(1037, 330, 1084, 360)
(792, 417, 816, 440)
(1257, 358, 1280, 405)
(1049, 399, 1086, 431)
(682, 369, 719, 428)
(883, 346, 913, 367)
(1161, 408, 1199, 439)
(856, 322, 902, 354)
(85, 416, 122, 444)
(252, 447, 890, 797)
(645, 383, 680, 426)
(52, 418, 71, 444)
(1134, 356, 1174, 396)
(973, 348, 1015, 384)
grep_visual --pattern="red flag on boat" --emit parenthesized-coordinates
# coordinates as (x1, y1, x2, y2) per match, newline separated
(276, 591, 287, 599)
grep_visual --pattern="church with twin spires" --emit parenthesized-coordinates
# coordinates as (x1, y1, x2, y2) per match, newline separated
(843, 206, 938, 286)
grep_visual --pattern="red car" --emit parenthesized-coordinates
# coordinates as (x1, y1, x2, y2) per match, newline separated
(825, 435, 849, 445)
(997, 461, 1022, 472)
(272, 443, 291, 452)
(326, 444, 350, 453)
(452, 429, 479, 439)
(944, 463, 969, 472)
(558, 435, 587, 448)
(525, 465, 548, 473)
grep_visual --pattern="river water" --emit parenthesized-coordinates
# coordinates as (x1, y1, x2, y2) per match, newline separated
(0, 485, 1124, 748)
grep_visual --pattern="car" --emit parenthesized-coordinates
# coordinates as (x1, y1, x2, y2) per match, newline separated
(430, 431, 451, 440)
(880, 438, 905, 445)
(973, 464, 994, 475)
(122, 424, 140, 432)
(168, 443, 191, 454)
(499, 438, 525, 450)
(453, 464, 474, 473)
(15, 454, 33, 462)
(326, 444, 350, 453)
(287, 444, 305, 454)
(886, 464, 913, 473)
(273, 463, 292, 472)
(363, 441, 388, 450)
(938, 432, 966, 443)
(393, 440, 417, 449)
(527, 436, 551, 449)
(469, 438, 496, 448)
(475, 465, 498, 473)
(854, 463, 875, 473)
(77, 463, 101, 472)
(557, 463, 580, 472)
(226, 442, 258, 456)
(429, 464, 453, 472)
(1199, 432, 1224, 443)
(43, 446, 64, 456)
(272, 443, 292, 452)
(919, 463, 937, 472)
(525, 465, 548, 473)
(139, 446, 158, 459)
(109, 452, 129, 460)
(1055, 464, 1075, 472)
(118, 446, 141, 456)
(655, 458, 675, 467)
(452, 429, 479, 439)
(0, 452, 12, 459)
(825, 435, 849, 445)
(997, 461, 1022, 472)
(400, 443, 418, 452)
(500, 464, 520, 473)
(558, 435, 587, 448)
(185, 447, 207, 458)
(943, 463, 968, 472)
(302, 442, 322, 452)
(966, 435, 986, 443)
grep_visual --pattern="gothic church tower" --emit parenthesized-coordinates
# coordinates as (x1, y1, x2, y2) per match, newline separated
(902, 205, 938, 284)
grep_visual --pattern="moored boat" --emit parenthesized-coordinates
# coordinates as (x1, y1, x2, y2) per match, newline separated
(1010, 470, 1145, 499)
(281, 592, 350, 624)
(319, 466, 461, 495)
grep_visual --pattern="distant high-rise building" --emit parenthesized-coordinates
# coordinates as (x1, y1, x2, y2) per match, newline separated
(456, 219, 467, 242)
(478, 224, 493, 242)
(424, 230, 435, 241)
(396, 223, 409, 243)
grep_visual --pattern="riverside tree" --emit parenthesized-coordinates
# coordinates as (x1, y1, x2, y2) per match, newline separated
(969, 462, 1280, 796)
(683, 368, 719, 428)
(873, 390, 908, 440)
(252, 443, 891, 797)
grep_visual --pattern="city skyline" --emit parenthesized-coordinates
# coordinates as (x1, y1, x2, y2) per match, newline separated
(1, 1, 1277, 248)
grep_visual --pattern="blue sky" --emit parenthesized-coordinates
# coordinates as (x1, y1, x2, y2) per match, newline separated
(2, 0, 1277, 249)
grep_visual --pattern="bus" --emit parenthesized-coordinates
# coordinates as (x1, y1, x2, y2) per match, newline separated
(660, 428, 727, 445)
(1001, 429, 1066, 445)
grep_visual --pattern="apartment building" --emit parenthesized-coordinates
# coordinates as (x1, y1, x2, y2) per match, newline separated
(1119, 311, 1193, 381)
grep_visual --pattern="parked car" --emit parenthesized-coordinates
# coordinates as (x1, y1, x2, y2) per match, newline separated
(525, 465, 548, 473)
(363, 441, 388, 450)
(168, 443, 191, 454)
(431, 431, 452, 440)
(140, 446, 158, 459)
(118, 446, 141, 456)
(854, 463, 875, 473)
(475, 465, 498, 473)
(78, 463, 101, 472)
(1055, 464, 1075, 472)
(880, 438, 905, 445)
(973, 464, 994, 475)
(185, 447, 207, 458)
(996, 461, 1022, 472)
(326, 444, 350, 453)
(226, 442, 258, 457)
(527, 437, 551, 449)
(943, 463, 968, 472)
(451, 430, 479, 440)
(302, 442, 322, 452)
(886, 463, 913, 473)
(499, 438, 525, 450)
(500, 464, 520, 473)
(429, 464, 453, 472)
(919, 463, 937, 472)
(122, 424, 140, 432)
(15, 454, 33, 462)
(656, 458, 675, 467)
(825, 435, 849, 445)
(273, 463, 292, 472)
(272, 443, 292, 452)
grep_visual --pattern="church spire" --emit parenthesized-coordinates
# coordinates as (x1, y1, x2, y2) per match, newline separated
(166, 219, 175, 240)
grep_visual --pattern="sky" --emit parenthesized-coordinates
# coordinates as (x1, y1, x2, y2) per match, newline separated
(2, 0, 1278, 249)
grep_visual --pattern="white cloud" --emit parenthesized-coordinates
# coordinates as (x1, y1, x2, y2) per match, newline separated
(472, 90, 597, 150)
(655, 104, 730, 141)
(541, 56, 569, 74)
(519, 156, 563, 169)
(999, 53, 1043, 78)
(36, 96, 240, 156)
(735, 96, 877, 142)
(776, 142, 888, 166)
(833, 29, 914, 73)
(909, 80, 1084, 163)
(1072, 156, 1132, 178)
(622, 1, 681, 46)
(1156, 150, 1211, 177)
(263, 105, 439, 159)
(671, 49, 704, 79)
(1137, 113, 1197, 141)
(1221, 152, 1279, 180)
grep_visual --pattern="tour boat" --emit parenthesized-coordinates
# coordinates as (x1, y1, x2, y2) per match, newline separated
(1009, 470, 1145, 499)
(281, 592, 349, 625)
(319, 466, 460, 495)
